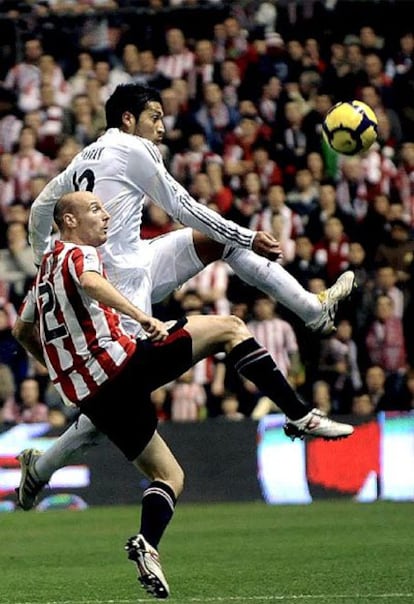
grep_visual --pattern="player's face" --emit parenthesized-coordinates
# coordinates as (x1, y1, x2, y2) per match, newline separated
(77, 197, 110, 247)
(134, 101, 165, 144)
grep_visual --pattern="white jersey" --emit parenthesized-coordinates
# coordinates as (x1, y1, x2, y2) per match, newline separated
(29, 128, 254, 291)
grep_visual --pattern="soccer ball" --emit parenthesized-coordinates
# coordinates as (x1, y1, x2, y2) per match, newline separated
(322, 100, 378, 155)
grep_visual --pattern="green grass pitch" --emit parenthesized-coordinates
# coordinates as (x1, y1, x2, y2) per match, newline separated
(1, 501, 413, 603)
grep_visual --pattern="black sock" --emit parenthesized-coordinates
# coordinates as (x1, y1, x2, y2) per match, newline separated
(140, 481, 176, 549)
(227, 338, 310, 420)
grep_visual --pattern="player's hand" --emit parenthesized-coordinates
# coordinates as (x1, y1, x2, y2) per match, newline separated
(252, 231, 283, 261)
(141, 317, 169, 341)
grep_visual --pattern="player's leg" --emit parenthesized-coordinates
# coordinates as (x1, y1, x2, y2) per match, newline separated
(125, 432, 182, 600)
(182, 314, 354, 440)
(222, 244, 355, 333)
(81, 371, 178, 600)
(15, 414, 105, 510)
(151, 229, 355, 334)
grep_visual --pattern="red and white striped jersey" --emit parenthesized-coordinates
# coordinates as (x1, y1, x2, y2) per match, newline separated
(20, 240, 136, 405)
(247, 317, 299, 378)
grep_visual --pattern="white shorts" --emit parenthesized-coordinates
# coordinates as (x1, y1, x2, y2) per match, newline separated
(107, 228, 204, 336)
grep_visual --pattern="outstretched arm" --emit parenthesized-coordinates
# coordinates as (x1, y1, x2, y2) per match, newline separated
(28, 171, 72, 265)
(130, 142, 281, 259)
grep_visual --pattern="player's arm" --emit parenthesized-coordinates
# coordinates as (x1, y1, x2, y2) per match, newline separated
(12, 317, 46, 367)
(80, 270, 169, 341)
(12, 288, 46, 366)
(128, 143, 281, 259)
(28, 170, 72, 266)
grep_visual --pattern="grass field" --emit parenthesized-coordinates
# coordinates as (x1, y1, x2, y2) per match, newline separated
(1, 501, 413, 604)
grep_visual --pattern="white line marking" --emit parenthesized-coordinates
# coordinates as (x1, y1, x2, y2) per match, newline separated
(2, 594, 413, 604)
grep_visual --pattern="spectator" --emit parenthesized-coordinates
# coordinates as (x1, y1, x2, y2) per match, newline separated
(269, 212, 296, 264)
(284, 234, 326, 289)
(69, 93, 105, 146)
(255, 73, 288, 125)
(3, 37, 43, 113)
(170, 124, 219, 186)
(395, 141, 414, 229)
(157, 27, 194, 81)
(286, 166, 319, 221)
(68, 51, 95, 97)
(0, 87, 22, 154)
(371, 265, 405, 319)
(306, 151, 329, 184)
(187, 39, 220, 104)
(194, 81, 239, 154)
(351, 393, 376, 416)
(305, 179, 356, 244)
(360, 52, 394, 107)
(310, 380, 333, 415)
(230, 171, 264, 227)
(361, 192, 391, 267)
(365, 295, 407, 379)
(0, 363, 17, 426)
(219, 392, 245, 421)
(335, 156, 370, 224)
(250, 139, 284, 190)
(397, 367, 414, 411)
(0, 222, 37, 307)
(0, 152, 17, 223)
(302, 92, 334, 155)
(17, 377, 49, 424)
(318, 318, 362, 412)
(273, 100, 308, 179)
(224, 115, 268, 187)
(131, 49, 171, 91)
(174, 260, 231, 316)
(170, 368, 207, 422)
(374, 219, 414, 284)
(247, 295, 302, 386)
(313, 216, 350, 283)
(361, 364, 394, 412)
(359, 84, 403, 148)
(218, 59, 242, 110)
(251, 183, 302, 244)
(38, 54, 71, 109)
(12, 126, 51, 204)
(160, 86, 197, 155)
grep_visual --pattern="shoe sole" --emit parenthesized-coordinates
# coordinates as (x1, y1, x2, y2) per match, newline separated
(283, 423, 353, 441)
(15, 450, 39, 511)
(126, 540, 169, 600)
(320, 272, 357, 334)
(138, 575, 169, 599)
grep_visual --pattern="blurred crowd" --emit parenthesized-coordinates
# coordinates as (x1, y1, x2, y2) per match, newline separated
(0, 0, 414, 429)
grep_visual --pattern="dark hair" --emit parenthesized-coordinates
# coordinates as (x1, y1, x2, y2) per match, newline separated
(105, 84, 162, 128)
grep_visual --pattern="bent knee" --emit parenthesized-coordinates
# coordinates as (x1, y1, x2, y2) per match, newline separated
(224, 314, 251, 343)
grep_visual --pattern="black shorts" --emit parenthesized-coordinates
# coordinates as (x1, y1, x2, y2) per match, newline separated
(81, 319, 192, 461)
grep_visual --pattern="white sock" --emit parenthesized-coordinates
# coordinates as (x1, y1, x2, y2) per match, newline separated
(224, 247, 322, 323)
(34, 414, 105, 482)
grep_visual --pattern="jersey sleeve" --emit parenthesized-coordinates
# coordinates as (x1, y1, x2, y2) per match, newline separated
(69, 246, 102, 281)
(127, 140, 255, 250)
(28, 169, 73, 265)
(18, 285, 37, 323)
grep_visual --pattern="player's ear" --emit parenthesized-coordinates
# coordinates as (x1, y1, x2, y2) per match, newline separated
(121, 111, 135, 132)
(63, 212, 77, 228)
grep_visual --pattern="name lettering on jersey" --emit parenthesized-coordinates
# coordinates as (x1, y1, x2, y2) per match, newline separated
(81, 147, 104, 161)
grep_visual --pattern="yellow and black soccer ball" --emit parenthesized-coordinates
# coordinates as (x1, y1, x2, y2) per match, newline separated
(322, 100, 378, 155)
